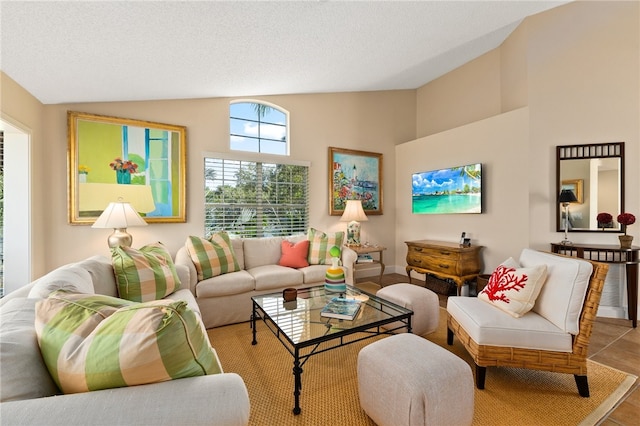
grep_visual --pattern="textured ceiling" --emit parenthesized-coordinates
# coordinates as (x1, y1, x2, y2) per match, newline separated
(0, 1, 569, 105)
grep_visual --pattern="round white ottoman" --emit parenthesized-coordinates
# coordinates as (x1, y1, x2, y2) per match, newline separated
(357, 333, 474, 426)
(376, 283, 439, 336)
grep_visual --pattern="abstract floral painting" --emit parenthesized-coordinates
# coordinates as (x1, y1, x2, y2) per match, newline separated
(329, 147, 382, 215)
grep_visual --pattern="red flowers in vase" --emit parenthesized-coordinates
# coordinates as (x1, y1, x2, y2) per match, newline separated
(617, 213, 636, 236)
(596, 212, 613, 230)
(109, 158, 138, 174)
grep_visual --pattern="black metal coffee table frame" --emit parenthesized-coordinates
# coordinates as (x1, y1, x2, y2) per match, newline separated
(251, 285, 413, 415)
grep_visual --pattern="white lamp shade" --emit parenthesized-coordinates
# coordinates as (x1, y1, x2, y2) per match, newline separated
(340, 200, 368, 222)
(91, 202, 148, 229)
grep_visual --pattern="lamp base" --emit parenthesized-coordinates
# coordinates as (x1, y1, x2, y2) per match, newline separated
(107, 228, 133, 248)
(560, 239, 573, 246)
(346, 220, 361, 246)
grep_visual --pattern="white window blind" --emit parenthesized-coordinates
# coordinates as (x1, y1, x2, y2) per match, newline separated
(204, 156, 309, 238)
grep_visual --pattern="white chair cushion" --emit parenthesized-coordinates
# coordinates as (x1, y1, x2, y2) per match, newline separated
(0, 298, 61, 401)
(231, 238, 245, 270)
(195, 270, 255, 298)
(243, 237, 284, 269)
(250, 265, 303, 291)
(28, 264, 94, 299)
(519, 249, 592, 334)
(447, 296, 573, 352)
(75, 256, 119, 297)
(299, 265, 329, 284)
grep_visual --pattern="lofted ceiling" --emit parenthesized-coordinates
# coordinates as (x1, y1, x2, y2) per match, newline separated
(0, 1, 569, 105)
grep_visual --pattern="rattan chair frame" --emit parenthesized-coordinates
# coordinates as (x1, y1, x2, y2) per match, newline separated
(447, 255, 609, 397)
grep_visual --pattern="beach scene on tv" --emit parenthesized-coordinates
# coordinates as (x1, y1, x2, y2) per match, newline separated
(412, 163, 482, 214)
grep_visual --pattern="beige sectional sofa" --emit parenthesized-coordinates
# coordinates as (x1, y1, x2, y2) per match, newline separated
(175, 235, 357, 328)
(0, 256, 250, 426)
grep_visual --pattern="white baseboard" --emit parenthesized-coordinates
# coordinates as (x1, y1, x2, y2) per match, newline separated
(597, 305, 627, 319)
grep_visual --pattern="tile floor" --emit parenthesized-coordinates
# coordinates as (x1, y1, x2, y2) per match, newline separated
(359, 273, 640, 425)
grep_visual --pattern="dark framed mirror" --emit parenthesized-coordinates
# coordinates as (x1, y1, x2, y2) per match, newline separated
(556, 142, 625, 232)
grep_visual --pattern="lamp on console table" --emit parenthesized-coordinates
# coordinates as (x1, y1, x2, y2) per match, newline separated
(559, 189, 578, 245)
(340, 200, 368, 246)
(92, 200, 148, 248)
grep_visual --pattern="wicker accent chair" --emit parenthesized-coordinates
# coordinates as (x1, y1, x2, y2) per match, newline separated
(447, 250, 608, 397)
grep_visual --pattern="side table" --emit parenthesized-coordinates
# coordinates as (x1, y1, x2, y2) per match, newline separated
(550, 243, 638, 328)
(350, 245, 386, 284)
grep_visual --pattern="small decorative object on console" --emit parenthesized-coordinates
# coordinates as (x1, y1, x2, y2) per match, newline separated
(325, 246, 347, 293)
(320, 297, 361, 320)
(618, 212, 636, 249)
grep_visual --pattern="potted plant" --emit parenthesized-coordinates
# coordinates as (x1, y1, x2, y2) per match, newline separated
(617, 212, 636, 249)
(596, 212, 613, 231)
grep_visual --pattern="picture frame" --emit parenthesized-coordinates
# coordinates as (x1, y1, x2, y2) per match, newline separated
(68, 111, 187, 224)
(561, 179, 584, 204)
(329, 147, 383, 215)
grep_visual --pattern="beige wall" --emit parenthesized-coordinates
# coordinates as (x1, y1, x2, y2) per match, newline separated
(1, 0, 638, 291)
(0, 72, 47, 277)
(3, 87, 415, 275)
(406, 1, 638, 316)
(396, 108, 530, 274)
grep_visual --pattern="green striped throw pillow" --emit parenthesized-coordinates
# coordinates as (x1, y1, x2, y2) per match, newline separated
(35, 291, 222, 394)
(111, 242, 180, 302)
(307, 228, 345, 265)
(186, 232, 240, 281)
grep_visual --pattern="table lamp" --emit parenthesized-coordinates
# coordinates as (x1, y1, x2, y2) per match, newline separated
(340, 200, 368, 246)
(92, 200, 148, 248)
(559, 189, 578, 245)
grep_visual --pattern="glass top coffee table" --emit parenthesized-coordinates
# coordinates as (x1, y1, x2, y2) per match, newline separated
(251, 284, 413, 415)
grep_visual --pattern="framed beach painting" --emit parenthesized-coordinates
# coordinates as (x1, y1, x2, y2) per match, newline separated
(329, 147, 383, 215)
(68, 111, 187, 224)
(411, 163, 483, 214)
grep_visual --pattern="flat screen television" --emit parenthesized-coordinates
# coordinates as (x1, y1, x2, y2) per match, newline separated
(412, 163, 482, 214)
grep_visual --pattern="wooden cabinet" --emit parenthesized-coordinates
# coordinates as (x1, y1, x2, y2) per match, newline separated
(405, 240, 482, 295)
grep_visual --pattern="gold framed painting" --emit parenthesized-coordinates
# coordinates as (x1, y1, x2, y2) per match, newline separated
(68, 111, 187, 224)
(561, 179, 584, 204)
(329, 147, 383, 215)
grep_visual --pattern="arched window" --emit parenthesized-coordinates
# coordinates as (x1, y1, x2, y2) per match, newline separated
(229, 101, 289, 155)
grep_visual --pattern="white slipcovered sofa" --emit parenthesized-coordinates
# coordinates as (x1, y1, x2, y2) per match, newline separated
(0, 255, 250, 426)
(176, 235, 357, 328)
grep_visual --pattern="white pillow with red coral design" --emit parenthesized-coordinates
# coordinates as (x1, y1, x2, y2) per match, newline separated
(478, 258, 548, 318)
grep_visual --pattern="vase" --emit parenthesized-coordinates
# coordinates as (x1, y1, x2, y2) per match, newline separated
(619, 235, 634, 249)
(78, 173, 87, 183)
(116, 170, 131, 184)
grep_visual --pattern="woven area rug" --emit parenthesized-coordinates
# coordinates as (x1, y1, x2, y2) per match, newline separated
(208, 308, 636, 426)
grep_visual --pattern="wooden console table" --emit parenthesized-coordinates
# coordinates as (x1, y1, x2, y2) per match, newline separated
(405, 240, 482, 295)
(550, 243, 639, 328)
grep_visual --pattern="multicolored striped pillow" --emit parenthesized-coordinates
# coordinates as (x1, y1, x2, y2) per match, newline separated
(35, 291, 222, 394)
(186, 232, 240, 281)
(307, 228, 345, 265)
(111, 242, 180, 302)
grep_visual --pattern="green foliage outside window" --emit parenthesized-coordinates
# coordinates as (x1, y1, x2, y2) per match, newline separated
(204, 158, 308, 238)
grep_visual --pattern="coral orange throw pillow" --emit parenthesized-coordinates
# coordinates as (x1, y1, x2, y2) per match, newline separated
(278, 240, 310, 268)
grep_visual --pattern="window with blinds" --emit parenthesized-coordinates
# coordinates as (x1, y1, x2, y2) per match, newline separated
(204, 156, 309, 238)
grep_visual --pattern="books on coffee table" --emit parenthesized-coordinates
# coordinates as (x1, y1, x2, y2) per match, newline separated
(320, 297, 361, 320)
